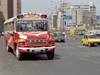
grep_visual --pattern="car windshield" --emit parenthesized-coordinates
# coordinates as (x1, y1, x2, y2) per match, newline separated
(89, 35, 98, 39)
(16, 20, 48, 32)
(54, 33, 63, 37)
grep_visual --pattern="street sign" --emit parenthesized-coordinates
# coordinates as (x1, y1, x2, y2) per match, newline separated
(65, 16, 72, 20)
(96, 16, 100, 20)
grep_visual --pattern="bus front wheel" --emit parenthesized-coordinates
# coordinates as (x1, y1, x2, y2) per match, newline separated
(7, 45, 12, 52)
(15, 46, 23, 60)
(46, 51, 54, 60)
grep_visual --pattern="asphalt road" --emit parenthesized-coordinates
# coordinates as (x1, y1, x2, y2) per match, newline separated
(0, 35, 100, 75)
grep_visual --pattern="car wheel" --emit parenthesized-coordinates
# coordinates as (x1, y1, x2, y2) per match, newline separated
(82, 42, 85, 46)
(63, 40, 65, 42)
(88, 43, 91, 47)
(15, 46, 23, 60)
(46, 51, 54, 60)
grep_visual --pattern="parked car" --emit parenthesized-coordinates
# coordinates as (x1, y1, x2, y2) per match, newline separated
(53, 32, 65, 42)
(82, 34, 100, 47)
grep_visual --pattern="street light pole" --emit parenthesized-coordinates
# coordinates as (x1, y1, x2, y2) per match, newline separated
(63, 0, 64, 32)
(50, 1, 62, 13)
(50, 0, 62, 30)
(48, 8, 54, 31)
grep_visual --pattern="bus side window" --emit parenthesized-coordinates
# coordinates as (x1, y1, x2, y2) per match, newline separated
(16, 25, 21, 31)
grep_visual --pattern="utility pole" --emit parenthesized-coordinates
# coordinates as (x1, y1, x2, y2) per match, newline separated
(48, 8, 54, 31)
(76, 11, 77, 27)
(63, 0, 64, 32)
(50, 1, 62, 31)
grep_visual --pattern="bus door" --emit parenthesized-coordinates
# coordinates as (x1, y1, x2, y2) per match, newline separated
(8, 22, 14, 49)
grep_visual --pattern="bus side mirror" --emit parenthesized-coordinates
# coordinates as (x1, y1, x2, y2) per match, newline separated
(2, 32, 4, 34)
(7, 32, 13, 36)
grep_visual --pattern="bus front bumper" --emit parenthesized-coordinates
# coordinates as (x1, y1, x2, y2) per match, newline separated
(18, 46, 55, 53)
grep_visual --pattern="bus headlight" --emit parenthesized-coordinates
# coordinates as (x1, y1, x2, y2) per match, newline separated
(49, 41, 54, 44)
(19, 42, 25, 45)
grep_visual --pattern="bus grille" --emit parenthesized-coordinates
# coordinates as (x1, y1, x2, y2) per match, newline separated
(27, 42, 47, 45)
(28, 36, 47, 40)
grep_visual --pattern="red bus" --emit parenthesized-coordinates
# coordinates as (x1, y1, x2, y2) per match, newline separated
(3, 13, 55, 60)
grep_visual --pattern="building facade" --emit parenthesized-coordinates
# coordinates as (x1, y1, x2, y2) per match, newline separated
(0, 0, 21, 33)
(57, 2, 96, 30)
(72, 2, 96, 26)
(13, 0, 21, 16)
(53, 14, 57, 30)
(72, 8, 83, 26)
(57, 2, 72, 30)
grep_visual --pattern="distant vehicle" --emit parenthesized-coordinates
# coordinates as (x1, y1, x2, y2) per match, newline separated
(78, 29, 85, 35)
(82, 34, 100, 47)
(86, 26, 100, 36)
(76, 26, 85, 35)
(53, 32, 65, 42)
(76, 29, 85, 35)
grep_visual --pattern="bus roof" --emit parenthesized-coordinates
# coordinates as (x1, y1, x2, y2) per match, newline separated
(4, 17, 14, 24)
(4, 12, 48, 24)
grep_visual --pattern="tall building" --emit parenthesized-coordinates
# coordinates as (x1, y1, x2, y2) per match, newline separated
(58, 2, 71, 15)
(72, 2, 96, 26)
(13, 0, 21, 16)
(83, 11, 95, 25)
(53, 14, 57, 30)
(57, 2, 96, 30)
(57, 2, 71, 30)
(0, 0, 21, 33)
(72, 8, 83, 26)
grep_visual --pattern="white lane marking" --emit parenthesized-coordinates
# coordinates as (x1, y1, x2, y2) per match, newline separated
(56, 43, 69, 46)
(55, 43, 75, 49)
(55, 43, 61, 45)
(77, 46, 88, 48)
(64, 46, 76, 49)
(68, 42, 73, 44)
(75, 42, 81, 45)
(79, 57, 100, 65)
(65, 43, 69, 45)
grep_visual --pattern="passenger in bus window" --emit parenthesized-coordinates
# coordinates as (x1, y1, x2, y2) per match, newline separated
(16, 25, 23, 32)
(20, 26, 23, 31)
(36, 25, 39, 29)
(24, 25, 29, 31)
(33, 24, 40, 31)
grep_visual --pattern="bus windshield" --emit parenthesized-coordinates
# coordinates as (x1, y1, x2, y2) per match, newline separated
(16, 20, 48, 32)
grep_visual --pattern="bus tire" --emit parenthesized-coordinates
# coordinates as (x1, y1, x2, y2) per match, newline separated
(15, 46, 23, 60)
(46, 51, 54, 60)
(7, 45, 11, 52)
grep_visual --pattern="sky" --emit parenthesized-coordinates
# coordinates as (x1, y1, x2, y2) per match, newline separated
(21, 0, 100, 15)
